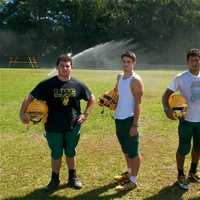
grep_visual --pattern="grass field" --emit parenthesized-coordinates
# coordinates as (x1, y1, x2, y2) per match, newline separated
(0, 68, 199, 200)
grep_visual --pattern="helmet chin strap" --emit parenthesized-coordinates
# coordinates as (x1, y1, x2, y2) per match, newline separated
(101, 107, 105, 114)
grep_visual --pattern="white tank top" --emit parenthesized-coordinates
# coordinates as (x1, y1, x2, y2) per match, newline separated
(115, 75, 135, 119)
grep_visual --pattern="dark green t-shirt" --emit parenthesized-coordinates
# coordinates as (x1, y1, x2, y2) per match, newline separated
(30, 76, 92, 133)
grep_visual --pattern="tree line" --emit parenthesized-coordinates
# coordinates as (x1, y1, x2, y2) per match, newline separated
(0, 0, 200, 63)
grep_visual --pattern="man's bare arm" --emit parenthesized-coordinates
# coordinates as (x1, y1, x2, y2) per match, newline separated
(162, 89, 175, 120)
(83, 94, 95, 117)
(78, 94, 95, 124)
(20, 95, 34, 124)
(131, 77, 144, 127)
(114, 74, 121, 90)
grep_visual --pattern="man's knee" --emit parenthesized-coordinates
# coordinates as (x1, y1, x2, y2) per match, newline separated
(177, 143, 191, 156)
(192, 147, 200, 156)
(127, 136, 140, 158)
(193, 142, 200, 155)
(65, 148, 76, 157)
(51, 148, 63, 160)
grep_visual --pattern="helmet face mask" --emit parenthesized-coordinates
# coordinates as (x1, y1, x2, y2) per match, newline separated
(28, 112, 45, 124)
(168, 94, 188, 120)
(172, 107, 187, 119)
(98, 94, 115, 110)
(98, 88, 118, 111)
(26, 100, 48, 124)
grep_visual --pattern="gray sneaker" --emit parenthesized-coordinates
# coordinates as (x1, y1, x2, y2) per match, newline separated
(68, 177, 82, 189)
(188, 172, 200, 183)
(177, 175, 190, 190)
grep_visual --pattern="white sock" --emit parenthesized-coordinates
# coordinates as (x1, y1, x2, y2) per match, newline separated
(128, 168, 132, 174)
(130, 176, 137, 183)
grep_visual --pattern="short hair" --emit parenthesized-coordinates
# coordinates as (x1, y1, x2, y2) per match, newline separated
(121, 50, 136, 62)
(186, 48, 200, 61)
(56, 54, 72, 66)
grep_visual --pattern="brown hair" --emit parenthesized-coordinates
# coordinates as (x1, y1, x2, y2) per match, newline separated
(186, 48, 200, 61)
(121, 50, 136, 62)
(56, 54, 72, 66)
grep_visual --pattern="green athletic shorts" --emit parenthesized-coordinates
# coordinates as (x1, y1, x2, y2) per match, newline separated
(178, 119, 200, 155)
(115, 116, 140, 158)
(45, 124, 81, 160)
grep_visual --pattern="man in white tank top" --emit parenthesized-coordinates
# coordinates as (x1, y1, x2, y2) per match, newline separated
(162, 49, 200, 190)
(113, 51, 144, 191)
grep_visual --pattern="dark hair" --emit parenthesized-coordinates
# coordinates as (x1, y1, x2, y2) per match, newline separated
(121, 50, 136, 62)
(186, 48, 200, 61)
(56, 54, 72, 66)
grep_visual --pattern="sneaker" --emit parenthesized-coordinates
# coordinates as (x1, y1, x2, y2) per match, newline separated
(67, 177, 82, 189)
(188, 172, 200, 183)
(177, 175, 190, 190)
(47, 179, 60, 190)
(115, 179, 137, 191)
(114, 171, 129, 182)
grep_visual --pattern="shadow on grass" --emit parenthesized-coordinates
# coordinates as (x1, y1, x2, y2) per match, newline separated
(144, 182, 189, 200)
(3, 182, 130, 200)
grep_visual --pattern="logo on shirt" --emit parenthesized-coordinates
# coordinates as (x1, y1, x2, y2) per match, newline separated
(63, 95, 69, 106)
(190, 81, 200, 102)
(53, 88, 77, 106)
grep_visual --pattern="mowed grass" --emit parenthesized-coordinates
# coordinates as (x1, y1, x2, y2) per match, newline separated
(0, 68, 199, 200)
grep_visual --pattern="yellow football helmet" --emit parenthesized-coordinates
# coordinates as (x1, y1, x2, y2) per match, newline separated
(98, 88, 118, 111)
(26, 99, 48, 124)
(168, 94, 188, 119)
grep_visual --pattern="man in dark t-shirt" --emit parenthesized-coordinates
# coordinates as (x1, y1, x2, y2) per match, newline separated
(20, 54, 95, 190)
